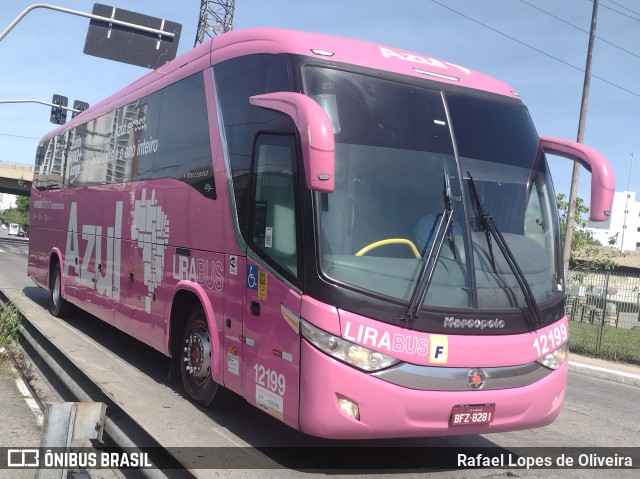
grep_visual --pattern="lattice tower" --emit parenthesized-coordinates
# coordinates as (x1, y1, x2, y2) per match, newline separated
(194, 0, 236, 47)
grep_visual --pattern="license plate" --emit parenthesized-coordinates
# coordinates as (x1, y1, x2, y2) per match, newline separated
(450, 404, 495, 425)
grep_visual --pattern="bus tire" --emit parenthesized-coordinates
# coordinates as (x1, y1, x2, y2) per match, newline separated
(180, 305, 227, 407)
(50, 263, 70, 317)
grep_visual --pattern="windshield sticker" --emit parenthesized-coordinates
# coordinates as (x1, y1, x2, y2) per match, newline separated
(265, 227, 273, 248)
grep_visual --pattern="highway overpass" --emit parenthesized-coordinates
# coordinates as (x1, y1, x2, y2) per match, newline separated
(0, 162, 33, 196)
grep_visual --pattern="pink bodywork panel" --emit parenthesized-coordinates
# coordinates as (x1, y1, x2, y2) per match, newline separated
(295, 307, 568, 438)
(299, 341, 567, 439)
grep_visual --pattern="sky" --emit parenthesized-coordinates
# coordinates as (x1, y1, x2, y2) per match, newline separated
(1, 0, 639, 207)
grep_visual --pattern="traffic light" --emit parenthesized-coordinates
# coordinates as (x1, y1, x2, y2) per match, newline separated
(50, 94, 68, 125)
(72, 100, 89, 118)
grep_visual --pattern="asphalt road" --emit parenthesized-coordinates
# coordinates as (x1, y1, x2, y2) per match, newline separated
(0, 234, 638, 479)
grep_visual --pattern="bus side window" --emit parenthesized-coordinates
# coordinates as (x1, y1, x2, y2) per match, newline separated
(213, 54, 294, 240)
(249, 135, 300, 281)
(33, 140, 48, 190)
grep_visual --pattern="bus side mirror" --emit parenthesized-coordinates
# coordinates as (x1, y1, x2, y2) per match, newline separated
(250, 92, 335, 193)
(540, 136, 615, 222)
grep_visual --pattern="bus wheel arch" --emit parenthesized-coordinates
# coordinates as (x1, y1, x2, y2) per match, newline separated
(169, 286, 227, 407)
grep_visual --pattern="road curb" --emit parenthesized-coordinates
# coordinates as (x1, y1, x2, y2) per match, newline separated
(568, 360, 640, 388)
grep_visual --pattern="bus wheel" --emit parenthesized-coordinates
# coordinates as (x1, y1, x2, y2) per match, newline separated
(49, 263, 70, 317)
(180, 306, 224, 407)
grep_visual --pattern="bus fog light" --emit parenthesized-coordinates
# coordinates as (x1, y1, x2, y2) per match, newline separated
(337, 397, 360, 421)
(536, 342, 569, 370)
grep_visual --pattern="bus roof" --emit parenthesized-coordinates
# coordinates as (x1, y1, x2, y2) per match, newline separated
(43, 28, 518, 140)
(210, 28, 518, 98)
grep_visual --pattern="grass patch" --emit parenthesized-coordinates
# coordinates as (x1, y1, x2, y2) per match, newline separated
(569, 320, 640, 364)
(0, 302, 35, 381)
(0, 303, 21, 347)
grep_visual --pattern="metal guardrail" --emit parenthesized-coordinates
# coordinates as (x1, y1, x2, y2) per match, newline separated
(566, 269, 640, 363)
(0, 290, 195, 479)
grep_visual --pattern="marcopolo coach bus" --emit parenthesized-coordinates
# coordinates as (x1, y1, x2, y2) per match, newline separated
(28, 28, 614, 439)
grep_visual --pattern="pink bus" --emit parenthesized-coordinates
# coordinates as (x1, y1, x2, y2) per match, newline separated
(28, 28, 614, 439)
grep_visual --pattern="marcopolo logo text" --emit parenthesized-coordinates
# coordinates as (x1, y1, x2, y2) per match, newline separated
(444, 316, 505, 330)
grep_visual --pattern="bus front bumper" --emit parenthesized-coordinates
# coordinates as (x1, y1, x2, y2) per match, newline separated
(298, 341, 566, 439)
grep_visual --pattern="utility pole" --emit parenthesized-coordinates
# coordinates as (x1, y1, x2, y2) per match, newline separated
(620, 153, 634, 251)
(563, 0, 599, 274)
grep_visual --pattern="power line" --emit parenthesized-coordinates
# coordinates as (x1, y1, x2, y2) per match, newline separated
(430, 1, 582, 71)
(429, 0, 640, 99)
(598, 0, 640, 22)
(520, 0, 640, 61)
(604, 0, 640, 18)
(0, 132, 39, 141)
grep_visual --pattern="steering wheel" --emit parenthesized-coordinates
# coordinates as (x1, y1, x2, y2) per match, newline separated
(356, 238, 421, 258)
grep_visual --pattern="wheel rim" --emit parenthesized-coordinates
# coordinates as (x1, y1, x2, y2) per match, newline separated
(183, 324, 211, 385)
(52, 272, 61, 309)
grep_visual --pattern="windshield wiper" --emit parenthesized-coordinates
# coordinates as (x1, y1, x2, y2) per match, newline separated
(466, 173, 541, 330)
(402, 172, 453, 322)
(467, 173, 497, 273)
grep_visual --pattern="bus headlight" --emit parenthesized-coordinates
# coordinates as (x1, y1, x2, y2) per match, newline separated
(300, 320, 400, 372)
(536, 342, 569, 370)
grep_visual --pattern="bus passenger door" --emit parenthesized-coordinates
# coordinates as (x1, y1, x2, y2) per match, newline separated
(241, 135, 303, 430)
(243, 267, 301, 430)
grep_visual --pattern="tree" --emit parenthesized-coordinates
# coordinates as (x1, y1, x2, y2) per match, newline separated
(557, 193, 620, 270)
(0, 196, 29, 232)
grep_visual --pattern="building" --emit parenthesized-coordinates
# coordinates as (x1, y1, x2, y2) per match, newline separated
(0, 192, 17, 212)
(587, 190, 640, 252)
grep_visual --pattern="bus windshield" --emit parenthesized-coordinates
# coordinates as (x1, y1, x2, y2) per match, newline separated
(306, 67, 562, 315)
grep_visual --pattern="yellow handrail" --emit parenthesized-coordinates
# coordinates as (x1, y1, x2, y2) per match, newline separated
(355, 238, 421, 258)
